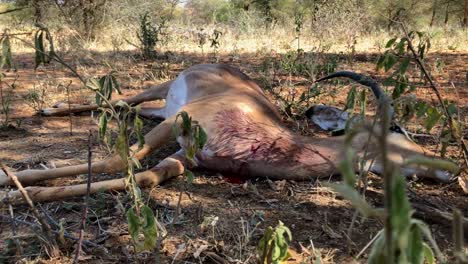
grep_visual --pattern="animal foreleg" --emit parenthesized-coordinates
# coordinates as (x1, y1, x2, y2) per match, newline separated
(41, 80, 173, 116)
(0, 116, 177, 186)
(1, 153, 185, 204)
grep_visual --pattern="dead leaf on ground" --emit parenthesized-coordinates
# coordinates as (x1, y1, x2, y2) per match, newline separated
(267, 179, 287, 191)
(458, 173, 468, 194)
(193, 244, 209, 258)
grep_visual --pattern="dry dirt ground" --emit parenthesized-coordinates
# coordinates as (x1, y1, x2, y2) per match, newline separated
(0, 50, 467, 263)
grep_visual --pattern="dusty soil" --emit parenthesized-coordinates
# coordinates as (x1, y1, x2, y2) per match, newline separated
(0, 50, 467, 263)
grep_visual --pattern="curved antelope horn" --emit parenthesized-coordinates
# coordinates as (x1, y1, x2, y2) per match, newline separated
(314, 71, 395, 121)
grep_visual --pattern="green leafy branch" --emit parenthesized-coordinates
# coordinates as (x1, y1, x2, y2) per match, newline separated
(327, 100, 459, 264)
(376, 25, 467, 164)
(172, 111, 207, 184)
(9, 25, 161, 252)
(257, 221, 292, 264)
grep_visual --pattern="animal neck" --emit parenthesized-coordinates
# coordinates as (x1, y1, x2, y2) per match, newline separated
(204, 109, 347, 179)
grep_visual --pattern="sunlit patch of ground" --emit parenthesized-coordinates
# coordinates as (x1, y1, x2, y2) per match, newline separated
(0, 47, 466, 263)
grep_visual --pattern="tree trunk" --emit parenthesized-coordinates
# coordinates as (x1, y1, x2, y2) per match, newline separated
(32, 0, 43, 23)
(444, 1, 451, 25)
(430, 0, 438, 27)
(463, 0, 468, 27)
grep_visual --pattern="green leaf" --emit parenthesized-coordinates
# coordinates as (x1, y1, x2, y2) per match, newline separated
(86, 78, 100, 91)
(141, 205, 158, 250)
(111, 75, 121, 94)
(181, 111, 191, 135)
(257, 222, 292, 264)
(186, 145, 196, 160)
(34, 31, 45, 69)
(359, 89, 366, 116)
(396, 39, 407, 55)
(46, 33, 56, 60)
(384, 53, 398, 72)
(344, 86, 357, 111)
(419, 45, 426, 59)
(197, 126, 208, 149)
(126, 208, 141, 241)
(258, 226, 273, 263)
(337, 149, 356, 186)
(126, 206, 159, 252)
(415, 101, 427, 118)
(134, 115, 145, 149)
(425, 107, 442, 132)
(1, 35, 12, 69)
(404, 156, 459, 174)
(422, 243, 435, 264)
(98, 112, 108, 140)
(390, 174, 412, 254)
(408, 225, 424, 264)
(376, 55, 385, 71)
(131, 157, 142, 169)
(447, 103, 457, 117)
(385, 38, 397, 48)
(412, 219, 444, 262)
(185, 169, 194, 184)
(326, 183, 382, 218)
(451, 118, 462, 140)
(115, 100, 129, 109)
(398, 58, 410, 74)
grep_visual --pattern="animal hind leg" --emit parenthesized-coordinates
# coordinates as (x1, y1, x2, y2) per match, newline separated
(1, 151, 186, 204)
(41, 80, 173, 116)
(0, 115, 177, 186)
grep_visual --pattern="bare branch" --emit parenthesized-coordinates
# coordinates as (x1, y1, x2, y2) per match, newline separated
(0, 6, 29, 16)
(74, 131, 93, 263)
(399, 23, 468, 164)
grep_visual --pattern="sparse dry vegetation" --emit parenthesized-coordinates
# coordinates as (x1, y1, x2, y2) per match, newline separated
(0, 0, 467, 263)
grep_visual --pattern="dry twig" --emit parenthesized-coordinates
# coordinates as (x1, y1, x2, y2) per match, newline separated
(73, 131, 93, 263)
(1, 163, 61, 257)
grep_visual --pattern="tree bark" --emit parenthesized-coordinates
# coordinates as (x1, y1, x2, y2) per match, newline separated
(444, 1, 451, 25)
(463, 0, 468, 27)
(430, 0, 438, 27)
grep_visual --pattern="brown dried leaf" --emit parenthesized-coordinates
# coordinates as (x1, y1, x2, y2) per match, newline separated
(458, 174, 468, 194)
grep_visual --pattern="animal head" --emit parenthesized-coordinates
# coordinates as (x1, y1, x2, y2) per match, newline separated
(306, 71, 459, 182)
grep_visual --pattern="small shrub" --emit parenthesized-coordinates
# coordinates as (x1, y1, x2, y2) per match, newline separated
(137, 12, 167, 58)
(24, 85, 48, 112)
(257, 221, 292, 264)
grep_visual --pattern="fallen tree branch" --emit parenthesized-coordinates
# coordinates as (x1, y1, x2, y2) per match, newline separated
(412, 203, 468, 236)
(0, 163, 60, 257)
(366, 187, 467, 236)
(0, 6, 29, 16)
(0, 32, 32, 38)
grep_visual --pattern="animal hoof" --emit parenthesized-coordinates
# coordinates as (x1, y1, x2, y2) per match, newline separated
(40, 108, 56, 116)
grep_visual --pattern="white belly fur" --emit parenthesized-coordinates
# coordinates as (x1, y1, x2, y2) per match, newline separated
(165, 73, 188, 118)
